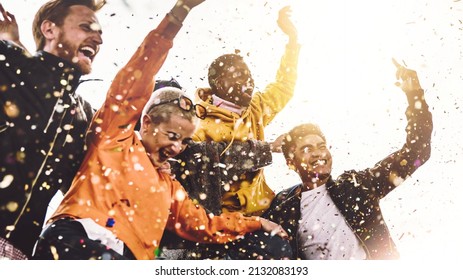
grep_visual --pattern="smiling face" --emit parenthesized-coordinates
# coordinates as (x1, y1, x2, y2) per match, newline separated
(214, 63, 254, 107)
(44, 5, 102, 74)
(140, 114, 196, 168)
(287, 134, 333, 188)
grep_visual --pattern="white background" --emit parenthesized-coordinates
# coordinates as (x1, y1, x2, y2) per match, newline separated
(3, 0, 463, 264)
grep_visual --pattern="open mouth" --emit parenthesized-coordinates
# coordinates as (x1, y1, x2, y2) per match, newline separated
(311, 159, 327, 168)
(79, 46, 96, 59)
(159, 149, 172, 162)
(241, 85, 253, 96)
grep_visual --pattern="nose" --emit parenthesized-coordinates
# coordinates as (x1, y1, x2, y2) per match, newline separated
(312, 147, 326, 158)
(93, 31, 103, 45)
(170, 141, 185, 156)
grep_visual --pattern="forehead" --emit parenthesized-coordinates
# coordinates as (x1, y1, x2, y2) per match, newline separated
(294, 134, 326, 148)
(65, 5, 100, 24)
(225, 62, 249, 73)
(157, 115, 196, 137)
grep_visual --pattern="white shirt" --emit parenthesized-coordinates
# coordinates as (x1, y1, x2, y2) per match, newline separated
(298, 184, 367, 260)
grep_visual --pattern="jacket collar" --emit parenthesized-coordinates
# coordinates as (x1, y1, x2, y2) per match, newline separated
(290, 176, 336, 197)
(35, 51, 83, 89)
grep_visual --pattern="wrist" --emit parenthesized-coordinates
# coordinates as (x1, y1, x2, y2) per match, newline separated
(258, 217, 265, 230)
(406, 89, 425, 105)
(169, 3, 191, 24)
(175, 2, 191, 13)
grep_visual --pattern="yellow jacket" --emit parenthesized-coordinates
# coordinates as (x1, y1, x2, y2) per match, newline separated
(193, 43, 300, 215)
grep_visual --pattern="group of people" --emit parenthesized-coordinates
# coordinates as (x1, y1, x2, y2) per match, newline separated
(0, 0, 432, 260)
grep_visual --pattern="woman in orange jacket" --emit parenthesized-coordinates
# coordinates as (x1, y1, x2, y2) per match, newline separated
(33, 0, 286, 260)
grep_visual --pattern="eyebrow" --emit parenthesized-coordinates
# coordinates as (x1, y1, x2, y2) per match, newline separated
(82, 21, 103, 35)
(300, 142, 326, 150)
(165, 130, 182, 139)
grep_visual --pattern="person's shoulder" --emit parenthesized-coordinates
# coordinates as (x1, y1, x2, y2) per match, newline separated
(275, 184, 301, 198)
(0, 39, 26, 54)
(333, 169, 369, 187)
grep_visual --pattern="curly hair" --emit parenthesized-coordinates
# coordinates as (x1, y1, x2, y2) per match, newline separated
(207, 53, 248, 90)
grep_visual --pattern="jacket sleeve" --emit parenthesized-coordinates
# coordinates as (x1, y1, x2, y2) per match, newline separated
(87, 16, 179, 144)
(253, 42, 300, 126)
(262, 185, 301, 259)
(165, 180, 262, 243)
(349, 89, 433, 199)
(172, 140, 273, 214)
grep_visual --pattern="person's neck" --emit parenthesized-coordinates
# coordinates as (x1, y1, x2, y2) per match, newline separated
(302, 178, 328, 191)
(212, 94, 244, 115)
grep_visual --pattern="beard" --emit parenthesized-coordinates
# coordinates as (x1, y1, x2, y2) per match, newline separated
(309, 171, 330, 182)
(55, 34, 92, 75)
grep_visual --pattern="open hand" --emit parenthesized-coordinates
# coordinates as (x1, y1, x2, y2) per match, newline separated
(0, 4, 20, 43)
(269, 133, 287, 153)
(277, 6, 298, 42)
(392, 58, 422, 93)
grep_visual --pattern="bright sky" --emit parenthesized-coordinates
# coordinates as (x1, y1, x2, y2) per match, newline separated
(5, 0, 463, 262)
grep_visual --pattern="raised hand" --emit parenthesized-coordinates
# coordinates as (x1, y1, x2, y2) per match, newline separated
(269, 133, 287, 153)
(0, 3, 20, 43)
(277, 6, 298, 43)
(392, 58, 422, 93)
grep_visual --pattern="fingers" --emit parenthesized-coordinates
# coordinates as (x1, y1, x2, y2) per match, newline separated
(392, 57, 414, 80)
(278, 5, 292, 22)
(0, 4, 14, 22)
(7, 11, 14, 22)
(391, 58, 421, 91)
(0, 4, 7, 20)
(270, 225, 289, 239)
(391, 57, 400, 69)
(279, 5, 292, 15)
(270, 142, 282, 153)
(392, 58, 404, 80)
(261, 218, 289, 239)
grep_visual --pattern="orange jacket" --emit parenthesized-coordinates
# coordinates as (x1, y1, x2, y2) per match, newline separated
(51, 15, 261, 260)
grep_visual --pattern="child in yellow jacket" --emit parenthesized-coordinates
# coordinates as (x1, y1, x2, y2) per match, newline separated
(193, 6, 300, 215)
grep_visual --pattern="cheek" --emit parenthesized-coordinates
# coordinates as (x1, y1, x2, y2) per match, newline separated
(143, 132, 160, 150)
(295, 156, 309, 170)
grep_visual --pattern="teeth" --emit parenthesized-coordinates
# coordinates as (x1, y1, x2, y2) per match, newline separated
(80, 46, 96, 57)
(161, 150, 170, 158)
(312, 160, 326, 167)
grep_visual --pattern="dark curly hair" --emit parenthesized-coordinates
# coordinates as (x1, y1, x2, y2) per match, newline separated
(281, 123, 326, 160)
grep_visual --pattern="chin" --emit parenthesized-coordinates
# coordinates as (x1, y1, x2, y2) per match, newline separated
(79, 65, 92, 75)
(74, 60, 92, 75)
(310, 170, 330, 181)
(236, 98, 252, 108)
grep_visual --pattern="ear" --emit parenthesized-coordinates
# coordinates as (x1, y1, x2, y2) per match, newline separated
(141, 114, 152, 132)
(41, 20, 58, 41)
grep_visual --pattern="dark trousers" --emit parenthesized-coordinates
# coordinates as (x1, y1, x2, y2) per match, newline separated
(160, 230, 293, 260)
(32, 218, 135, 260)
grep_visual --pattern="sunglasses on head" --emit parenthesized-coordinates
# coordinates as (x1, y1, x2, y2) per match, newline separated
(153, 95, 207, 119)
